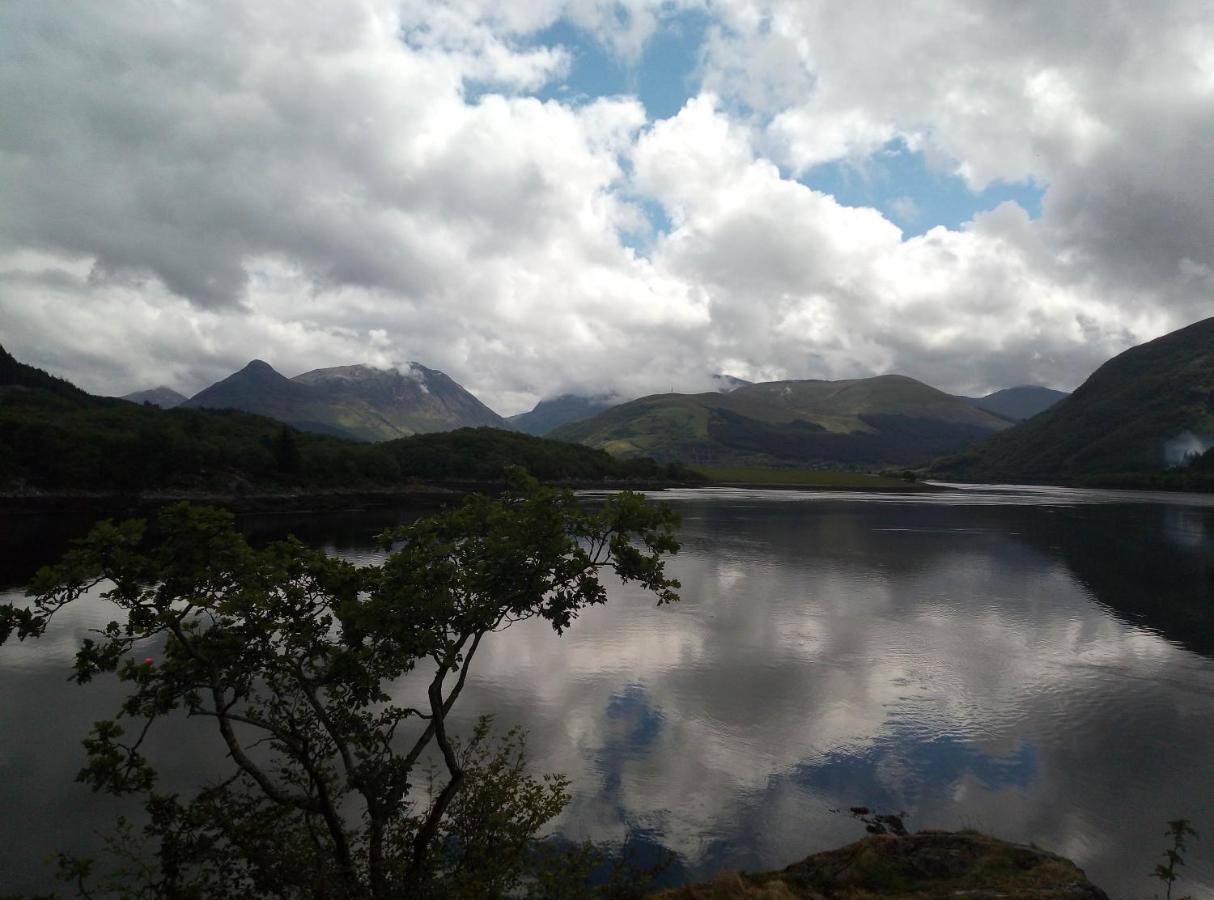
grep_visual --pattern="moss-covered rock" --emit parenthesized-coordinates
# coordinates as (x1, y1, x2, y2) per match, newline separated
(654, 832, 1109, 899)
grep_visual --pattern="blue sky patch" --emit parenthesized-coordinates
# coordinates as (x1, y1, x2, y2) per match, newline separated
(530, 10, 708, 120)
(791, 730, 1038, 805)
(798, 139, 1045, 236)
(499, 21, 1043, 242)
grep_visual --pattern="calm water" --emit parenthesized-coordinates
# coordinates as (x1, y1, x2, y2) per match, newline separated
(3, 485, 1214, 897)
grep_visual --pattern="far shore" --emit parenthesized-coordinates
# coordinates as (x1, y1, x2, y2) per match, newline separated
(0, 473, 958, 516)
(0, 478, 699, 516)
(685, 480, 949, 492)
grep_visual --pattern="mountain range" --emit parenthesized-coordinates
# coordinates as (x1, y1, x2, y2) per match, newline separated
(510, 379, 1063, 439)
(6, 314, 1214, 487)
(551, 374, 1012, 467)
(180, 360, 506, 441)
(120, 355, 1069, 455)
(117, 357, 1071, 465)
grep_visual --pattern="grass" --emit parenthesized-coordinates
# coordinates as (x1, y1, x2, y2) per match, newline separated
(694, 466, 913, 488)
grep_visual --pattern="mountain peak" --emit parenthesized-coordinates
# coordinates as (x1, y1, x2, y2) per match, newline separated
(185, 359, 504, 440)
(293, 363, 411, 384)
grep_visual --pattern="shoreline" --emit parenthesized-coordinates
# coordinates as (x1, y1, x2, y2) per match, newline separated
(690, 480, 947, 493)
(0, 479, 702, 516)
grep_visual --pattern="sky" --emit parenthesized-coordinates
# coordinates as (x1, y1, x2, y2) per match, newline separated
(1, 1, 1212, 415)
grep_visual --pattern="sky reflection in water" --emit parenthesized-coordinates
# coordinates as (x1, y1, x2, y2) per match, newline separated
(2, 486, 1214, 898)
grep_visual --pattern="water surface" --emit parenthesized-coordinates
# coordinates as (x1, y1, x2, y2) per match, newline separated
(2, 485, 1213, 897)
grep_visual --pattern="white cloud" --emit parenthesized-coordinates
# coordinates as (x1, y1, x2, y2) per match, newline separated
(0, 0, 1210, 412)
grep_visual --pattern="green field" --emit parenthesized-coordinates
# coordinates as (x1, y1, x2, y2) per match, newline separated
(694, 466, 914, 487)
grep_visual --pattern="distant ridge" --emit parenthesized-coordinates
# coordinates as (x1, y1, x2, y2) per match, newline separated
(552, 373, 1009, 467)
(935, 316, 1214, 482)
(184, 360, 505, 441)
(510, 376, 754, 436)
(960, 385, 1068, 422)
(122, 386, 188, 408)
(509, 394, 617, 436)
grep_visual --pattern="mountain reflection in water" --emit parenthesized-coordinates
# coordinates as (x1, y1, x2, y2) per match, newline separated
(2, 485, 1213, 898)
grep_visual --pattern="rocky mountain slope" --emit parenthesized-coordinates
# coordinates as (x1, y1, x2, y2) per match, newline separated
(183, 361, 505, 441)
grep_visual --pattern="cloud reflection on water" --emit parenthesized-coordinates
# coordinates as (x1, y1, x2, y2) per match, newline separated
(3, 488, 1214, 898)
(429, 493, 1214, 896)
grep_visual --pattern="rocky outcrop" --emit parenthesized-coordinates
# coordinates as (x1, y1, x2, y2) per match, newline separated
(654, 832, 1108, 899)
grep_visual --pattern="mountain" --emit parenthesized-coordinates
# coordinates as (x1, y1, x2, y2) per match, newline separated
(934, 316, 1214, 482)
(960, 385, 1069, 422)
(184, 361, 506, 441)
(509, 377, 752, 436)
(291, 363, 506, 439)
(183, 359, 345, 433)
(551, 374, 1009, 467)
(122, 386, 188, 408)
(508, 394, 618, 435)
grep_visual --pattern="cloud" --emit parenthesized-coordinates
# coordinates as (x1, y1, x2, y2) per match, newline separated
(701, 0, 1214, 308)
(0, 0, 1210, 412)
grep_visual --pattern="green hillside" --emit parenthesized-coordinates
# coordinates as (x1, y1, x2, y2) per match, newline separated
(933, 316, 1214, 483)
(551, 375, 1008, 467)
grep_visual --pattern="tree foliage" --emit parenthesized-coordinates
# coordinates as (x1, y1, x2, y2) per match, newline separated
(0, 472, 681, 897)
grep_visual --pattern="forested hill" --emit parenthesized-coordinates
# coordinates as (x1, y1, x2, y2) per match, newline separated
(0, 346, 97, 404)
(0, 347, 698, 493)
(933, 316, 1214, 485)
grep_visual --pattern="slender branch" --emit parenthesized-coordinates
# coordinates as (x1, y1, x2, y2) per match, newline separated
(207, 684, 317, 811)
(404, 669, 468, 886)
(294, 664, 357, 785)
(291, 725, 357, 889)
(400, 634, 468, 773)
